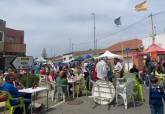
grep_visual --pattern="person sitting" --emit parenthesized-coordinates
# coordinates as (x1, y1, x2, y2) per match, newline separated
(130, 64, 139, 74)
(39, 68, 46, 75)
(56, 71, 68, 95)
(0, 70, 5, 87)
(130, 64, 139, 79)
(0, 74, 31, 114)
(13, 77, 25, 90)
(46, 71, 55, 82)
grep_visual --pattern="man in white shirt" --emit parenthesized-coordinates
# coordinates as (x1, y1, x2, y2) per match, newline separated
(114, 61, 123, 72)
(96, 58, 108, 80)
(114, 58, 123, 78)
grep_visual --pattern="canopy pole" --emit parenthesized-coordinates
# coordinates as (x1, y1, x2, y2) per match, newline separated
(121, 42, 124, 59)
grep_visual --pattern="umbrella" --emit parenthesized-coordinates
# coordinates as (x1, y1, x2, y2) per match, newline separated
(83, 54, 92, 60)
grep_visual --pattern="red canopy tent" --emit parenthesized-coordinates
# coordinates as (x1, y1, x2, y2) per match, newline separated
(144, 44, 165, 53)
(143, 43, 165, 59)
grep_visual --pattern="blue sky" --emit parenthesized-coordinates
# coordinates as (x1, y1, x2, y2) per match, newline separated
(0, 0, 165, 57)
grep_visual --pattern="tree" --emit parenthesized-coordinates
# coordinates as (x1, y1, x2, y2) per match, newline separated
(41, 48, 47, 59)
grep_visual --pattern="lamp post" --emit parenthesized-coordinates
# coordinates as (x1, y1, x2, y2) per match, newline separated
(91, 13, 96, 53)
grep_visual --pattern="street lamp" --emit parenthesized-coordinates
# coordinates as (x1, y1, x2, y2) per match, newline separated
(91, 13, 96, 51)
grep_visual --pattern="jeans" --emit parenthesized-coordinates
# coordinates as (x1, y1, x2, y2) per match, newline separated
(145, 74, 153, 87)
(84, 72, 89, 90)
(12, 98, 31, 114)
(150, 104, 164, 114)
(107, 71, 113, 82)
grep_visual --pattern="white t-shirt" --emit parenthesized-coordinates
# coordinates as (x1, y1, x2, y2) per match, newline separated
(114, 62, 123, 72)
(82, 63, 88, 73)
(96, 60, 108, 80)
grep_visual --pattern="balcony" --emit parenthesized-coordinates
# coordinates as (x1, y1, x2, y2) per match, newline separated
(0, 42, 26, 53)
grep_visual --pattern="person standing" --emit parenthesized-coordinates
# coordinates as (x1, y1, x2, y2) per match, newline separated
(96, 58, 108, 80)
(114, 58, 123, 78)
(149, 77, 165, 114)
(82, 61, 90, 89)
(107, 61, 113, 82)
(145, 56, 155, 87)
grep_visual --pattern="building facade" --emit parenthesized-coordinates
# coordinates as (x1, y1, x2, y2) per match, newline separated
(106, 39, 142, 70)
(0, 19, 26, 71)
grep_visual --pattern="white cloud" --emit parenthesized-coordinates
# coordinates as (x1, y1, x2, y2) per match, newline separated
(0, 0, 165, 57)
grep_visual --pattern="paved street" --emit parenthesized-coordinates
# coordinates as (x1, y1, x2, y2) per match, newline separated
(40, 87, 153, 114)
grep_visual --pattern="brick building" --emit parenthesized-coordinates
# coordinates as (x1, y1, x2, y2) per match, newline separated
(0, 19, 26, 71)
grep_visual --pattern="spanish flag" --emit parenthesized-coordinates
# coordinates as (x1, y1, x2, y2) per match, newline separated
(135, 0, 147, 11)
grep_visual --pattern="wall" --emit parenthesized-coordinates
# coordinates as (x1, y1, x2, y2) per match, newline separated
(4, 28, 24, 44)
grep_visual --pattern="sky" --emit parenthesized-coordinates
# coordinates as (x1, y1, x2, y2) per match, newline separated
(0, 0, 165, 57)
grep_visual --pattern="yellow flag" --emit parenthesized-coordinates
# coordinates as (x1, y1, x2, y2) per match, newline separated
(135, 0, 147, 11)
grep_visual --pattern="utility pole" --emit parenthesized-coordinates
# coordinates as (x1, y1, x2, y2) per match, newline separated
(53, 48, 55, 57)
(69, 38, 72, 53)
(154, 26, 157, 36)
(71, 43, 74, 53)
(91, 13, 96, 54)
(150, 13, 155, 44)
(95, 39, 98, 50)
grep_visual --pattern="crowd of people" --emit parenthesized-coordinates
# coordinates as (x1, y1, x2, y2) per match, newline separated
(1, 55, 165, 114)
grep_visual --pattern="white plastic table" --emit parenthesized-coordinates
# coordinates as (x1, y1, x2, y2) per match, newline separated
(67, 79, 76, 98)
(67, 76, 82, 98)
(19, 87, 49, 114)
(92, 80, 115, 105)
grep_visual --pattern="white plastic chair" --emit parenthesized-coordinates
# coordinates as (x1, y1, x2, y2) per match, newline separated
(47, 81, 56, 102)
(116, 78, 135, 109)
(39, 75, 46, 86)
(54, 85, 66, 103)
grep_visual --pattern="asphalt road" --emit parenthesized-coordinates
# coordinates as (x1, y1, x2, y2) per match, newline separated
(43, 87, 152, 114)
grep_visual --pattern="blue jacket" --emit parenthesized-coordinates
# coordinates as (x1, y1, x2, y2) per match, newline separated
(149, 85, 165, 106)
(1, 82, 21, 98)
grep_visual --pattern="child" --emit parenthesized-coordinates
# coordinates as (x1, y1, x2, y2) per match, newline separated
(149, 77, 165, 114)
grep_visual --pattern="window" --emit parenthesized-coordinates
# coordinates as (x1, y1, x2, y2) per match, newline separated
(0, 31, 3, 42)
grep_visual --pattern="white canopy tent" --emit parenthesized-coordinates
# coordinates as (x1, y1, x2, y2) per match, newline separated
(35, 57, 47, 62)
(98, 50, 121, 59)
